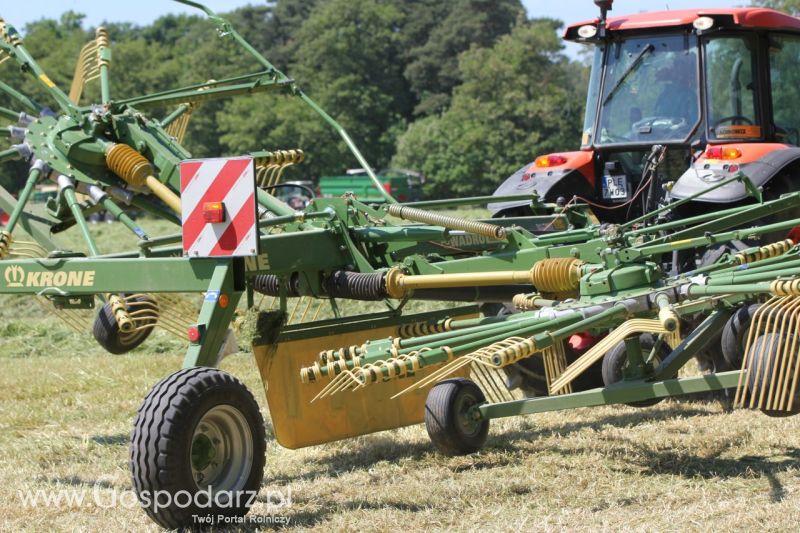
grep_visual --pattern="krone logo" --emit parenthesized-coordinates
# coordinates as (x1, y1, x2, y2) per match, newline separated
(4, 265, 23, 287)
(1, 266, 96, 288)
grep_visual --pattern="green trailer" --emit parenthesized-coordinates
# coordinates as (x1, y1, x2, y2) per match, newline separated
(319, 168, 425, 203)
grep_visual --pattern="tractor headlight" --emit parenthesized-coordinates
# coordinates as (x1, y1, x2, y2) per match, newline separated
(693, 16, 714, 31)
(578, 24, 598, 38)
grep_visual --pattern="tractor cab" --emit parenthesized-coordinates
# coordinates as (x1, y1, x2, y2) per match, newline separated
(491, 2, 800, 223)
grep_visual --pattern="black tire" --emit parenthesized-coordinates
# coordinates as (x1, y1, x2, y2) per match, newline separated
(93, 294, 156, 354)
(746, 334, 800, 418)
(698, 240, 751, 269)
(130, 367, 267, 529)
(602, 334, 671, 407)
(425, 378, 489, 456)
(721, 304, 762, 368)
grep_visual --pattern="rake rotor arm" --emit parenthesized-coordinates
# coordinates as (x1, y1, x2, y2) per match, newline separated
(116, 72, 294, 110)
(0, 146, 20, 162)
(0, 79, 42, 114)
(159, 103, 192, 129)
(0, 105, 20, 122)
(0, 24, 80, 121)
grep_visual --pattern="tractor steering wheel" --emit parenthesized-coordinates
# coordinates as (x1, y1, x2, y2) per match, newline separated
(712, 115, 753, 132)
(633, 115, 685, 131)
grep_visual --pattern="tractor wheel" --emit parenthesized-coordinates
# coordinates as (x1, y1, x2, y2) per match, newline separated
(602, 334, 671, 407)
(425, 378, 489, 456)
(130, 367, 266, 529)
(721, 304, 762, 368)
(745, 334, 800, 418)
(93, 294, 156, 354)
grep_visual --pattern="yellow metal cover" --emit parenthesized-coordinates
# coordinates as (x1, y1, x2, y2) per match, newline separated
(254, 325, 469, 449)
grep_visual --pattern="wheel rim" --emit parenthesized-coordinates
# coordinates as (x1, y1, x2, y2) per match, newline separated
(191, 405, 254, 497)
(454, 391, 482, 437)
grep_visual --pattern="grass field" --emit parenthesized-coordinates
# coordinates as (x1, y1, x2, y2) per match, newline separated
(1, 217, 799, 531)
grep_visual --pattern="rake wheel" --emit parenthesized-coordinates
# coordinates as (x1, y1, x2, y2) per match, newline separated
(425, 378, 489, 456)
(602, 334, 671, 407)
(722, 304, 762, 368)
(746, 333, 800, 418)
(130, 367, 266, 529)
(92, 294, 156, 354)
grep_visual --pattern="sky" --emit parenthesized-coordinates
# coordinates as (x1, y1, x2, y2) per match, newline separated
(1, 0, 754, 60)
(3, 1, 747, 29)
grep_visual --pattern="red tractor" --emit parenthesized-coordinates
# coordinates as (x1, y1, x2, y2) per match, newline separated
(491, 1, 800, 240)
(489, 1, 800, 395)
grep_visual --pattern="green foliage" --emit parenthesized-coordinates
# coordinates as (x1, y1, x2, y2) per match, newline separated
(0, 1, 589, 199)
(393, 19, 584, 197)
(752, 0, 800, 14)
(400, 0, 525, 116)
(218, 0, 410, 179)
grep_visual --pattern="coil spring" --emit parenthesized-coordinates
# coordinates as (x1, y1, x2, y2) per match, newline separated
(387, 204, 506, 240)
(252, 274, 300, 297)
(489, 337, 538, 367)
(354, 352, 424, 384)
(95, 27, 110, 50)
(106, 143, 152, 187)
(771, 279, 800, 296)
(255, 149, 305, 168)
(323, 271, 386, 300)
(0, 230, 12, 259)
(735, 239, 794, 264)
(396, 319, 452, 338)
(530, 258, 583, 294)
(512, 293, 538, 310)
(300, 355, 359, 384)
(319, 344, 366, 364)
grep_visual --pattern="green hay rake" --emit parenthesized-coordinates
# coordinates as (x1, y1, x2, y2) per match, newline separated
(1, 2, 800, 528)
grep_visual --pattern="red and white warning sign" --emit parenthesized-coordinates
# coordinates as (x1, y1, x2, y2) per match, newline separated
(180, 156, 259, 257)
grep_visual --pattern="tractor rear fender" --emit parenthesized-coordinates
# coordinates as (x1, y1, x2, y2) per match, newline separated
(671, 144, 800, 203)
(488, 151, 595, 215)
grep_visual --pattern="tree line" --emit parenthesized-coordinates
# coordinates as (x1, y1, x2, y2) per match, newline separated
(0, 0, 586, 197)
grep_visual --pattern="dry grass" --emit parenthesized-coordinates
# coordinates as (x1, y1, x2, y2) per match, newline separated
(0, 216, 799, 531)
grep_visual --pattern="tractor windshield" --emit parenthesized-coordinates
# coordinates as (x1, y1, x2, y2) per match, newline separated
(588, 35, 700, 147)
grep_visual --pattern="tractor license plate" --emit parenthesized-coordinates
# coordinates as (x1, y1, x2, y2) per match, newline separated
(602, 175, 628, 200)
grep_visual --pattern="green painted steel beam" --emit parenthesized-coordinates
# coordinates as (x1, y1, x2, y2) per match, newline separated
(119, 75, 293, 110)
(651, 308, 731, 380)
(351, 226, 450, 243)
(0, 105, 20, 122)
(0, 257, 226, 294)
(0, 185, 59, 252)
(0, 80, 42, 113)
(477, 371, 743, 420)
(401, 194, 540, 209)
(182, 261, 241, 368)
